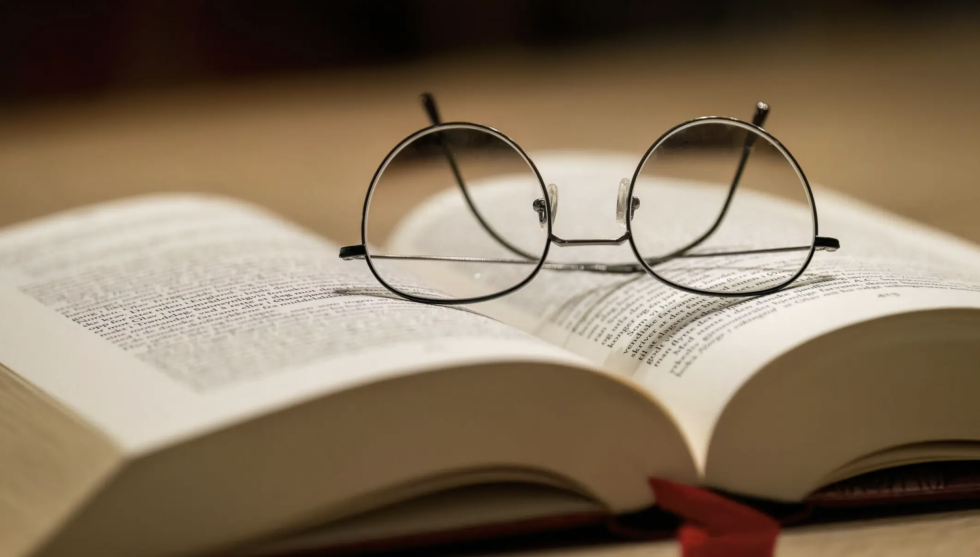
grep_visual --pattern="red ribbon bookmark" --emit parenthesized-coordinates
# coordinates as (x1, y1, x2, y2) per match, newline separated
(649, 479, 781, 557)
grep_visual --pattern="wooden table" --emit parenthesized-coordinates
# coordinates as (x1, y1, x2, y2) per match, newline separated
(2, 15, 979, 557)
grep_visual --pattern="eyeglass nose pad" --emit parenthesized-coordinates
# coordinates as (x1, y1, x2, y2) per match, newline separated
(616, 178, 640, 226)
(533, 183, 560, 229)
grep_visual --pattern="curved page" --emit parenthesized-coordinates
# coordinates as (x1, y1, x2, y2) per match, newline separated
(389, 151, 980, 472)
(0, 194, 591, 453)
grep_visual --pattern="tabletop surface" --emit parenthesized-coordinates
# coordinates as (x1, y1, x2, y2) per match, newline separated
(1, 15, 979, 557)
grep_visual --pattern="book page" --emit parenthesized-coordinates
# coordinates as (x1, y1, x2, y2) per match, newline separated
(0, 194, 586, 453)
(389, 152, 980, 468)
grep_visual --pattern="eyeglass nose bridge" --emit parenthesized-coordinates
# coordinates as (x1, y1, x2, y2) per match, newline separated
(550, 233, 631, 247)
(533, 178, 640, 247)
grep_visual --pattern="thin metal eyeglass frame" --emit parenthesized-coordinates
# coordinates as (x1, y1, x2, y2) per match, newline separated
(339, 93, 840, 305)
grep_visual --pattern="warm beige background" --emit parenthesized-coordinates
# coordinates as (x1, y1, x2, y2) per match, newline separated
(2, 18, 980, 246)
(1, 15, 979, 557)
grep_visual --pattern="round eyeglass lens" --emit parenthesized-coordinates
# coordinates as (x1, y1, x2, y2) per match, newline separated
(365, 124, 549, 302)
(628, 120, 815, 295)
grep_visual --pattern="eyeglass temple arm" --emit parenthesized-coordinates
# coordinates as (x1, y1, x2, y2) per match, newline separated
(419, 95, 784, 267)
(338, 237, 839, 273)
(642, 102, 771, 265)
(420, 93, 539, 260)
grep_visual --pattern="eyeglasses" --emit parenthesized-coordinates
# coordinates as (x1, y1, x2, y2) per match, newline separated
(340, 93, 840, 305)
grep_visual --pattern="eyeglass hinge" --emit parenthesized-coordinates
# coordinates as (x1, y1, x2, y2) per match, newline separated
(814, 236, 840, 252)
(339, 245, 367, 260)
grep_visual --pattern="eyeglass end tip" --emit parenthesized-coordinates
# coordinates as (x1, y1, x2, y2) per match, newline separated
(753, 102, 770, 126)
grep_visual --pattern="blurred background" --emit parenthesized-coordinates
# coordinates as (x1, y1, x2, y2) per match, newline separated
(1, 0, 978, 245)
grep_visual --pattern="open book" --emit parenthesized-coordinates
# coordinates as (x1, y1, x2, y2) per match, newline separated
(3, 152, 980, 557)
